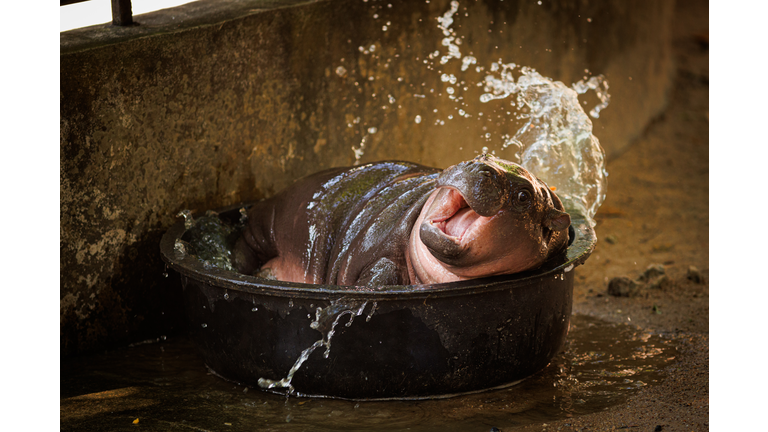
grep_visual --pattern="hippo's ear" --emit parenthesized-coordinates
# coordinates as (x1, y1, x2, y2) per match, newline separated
(544, 208, 571, 232)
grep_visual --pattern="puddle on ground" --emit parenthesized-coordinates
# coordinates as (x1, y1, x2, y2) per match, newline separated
(61, 314, 675, 431)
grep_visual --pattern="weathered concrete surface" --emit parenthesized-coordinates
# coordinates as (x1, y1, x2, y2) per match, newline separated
(60, 0, 675, 356)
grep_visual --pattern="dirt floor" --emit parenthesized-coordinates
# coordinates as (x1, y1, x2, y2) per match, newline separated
(512, 1, 710, 431)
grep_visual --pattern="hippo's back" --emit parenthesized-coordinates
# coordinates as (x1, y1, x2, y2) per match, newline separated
(240, 161, 439, 285)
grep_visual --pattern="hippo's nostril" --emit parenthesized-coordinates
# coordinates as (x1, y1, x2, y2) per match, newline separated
(541, 225, 552, 244)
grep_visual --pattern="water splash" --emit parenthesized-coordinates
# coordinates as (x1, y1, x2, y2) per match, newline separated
(238, 206, 248, 224)
(352, 135, 369, 165)
(460, 55, 477, 72)
(426, 1, 608, 225)
(173, 239, 190, 258)
(436, 1, 462, 65)
(479, 66, 608, 223)
(258, 298, 375, 394)
(177, 209, 195, 229)
(177, 209, 244, 271)
(337, 1, 609, 224)
(572, 74, 611, 119)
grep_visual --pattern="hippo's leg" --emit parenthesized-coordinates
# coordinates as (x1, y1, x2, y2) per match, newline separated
(354, 257, 402, 287)
(232, 235, 264, 276)
(232, 206, 279, 276)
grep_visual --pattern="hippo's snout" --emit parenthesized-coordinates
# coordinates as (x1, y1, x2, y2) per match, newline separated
(435, 160, 507, 216)
(413, 154, 571, 277)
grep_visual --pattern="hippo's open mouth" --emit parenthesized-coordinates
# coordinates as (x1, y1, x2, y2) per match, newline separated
(428, 188, 486, 241)
(419, 187, 492, 262)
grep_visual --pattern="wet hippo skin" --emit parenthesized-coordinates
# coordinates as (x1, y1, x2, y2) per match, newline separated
(233, 154, 571, 286)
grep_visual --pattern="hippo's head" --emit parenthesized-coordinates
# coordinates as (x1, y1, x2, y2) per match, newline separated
(407, 154, 571, 284)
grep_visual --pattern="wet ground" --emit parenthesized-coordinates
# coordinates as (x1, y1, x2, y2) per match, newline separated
(61, 314, 676, 432)
(59, 1, 709, 430)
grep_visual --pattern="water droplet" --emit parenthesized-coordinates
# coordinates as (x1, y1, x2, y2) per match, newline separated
(461, 55, 477, 72)
(252, 307, 258, 312)
(173, 239, 188, 256)
(335, 66, 347, 77)
(367, 127, 378, 134)
(415, 115, 422, 124)
(201, 323, 207, 328)
(176, 209, 194, 229)
(224, 292, 229, 300)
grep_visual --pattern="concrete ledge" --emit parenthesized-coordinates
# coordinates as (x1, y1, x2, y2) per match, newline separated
(61, 0, 318, 54)
(61, 0, 675, 356)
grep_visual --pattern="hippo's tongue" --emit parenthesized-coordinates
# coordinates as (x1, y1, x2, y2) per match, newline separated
(444, 207, 481, 239)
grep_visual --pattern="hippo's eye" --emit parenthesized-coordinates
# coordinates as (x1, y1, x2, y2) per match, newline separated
(516, 190, 531, 204)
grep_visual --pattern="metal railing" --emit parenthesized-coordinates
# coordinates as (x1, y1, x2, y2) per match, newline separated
(60, 0, 133, 26)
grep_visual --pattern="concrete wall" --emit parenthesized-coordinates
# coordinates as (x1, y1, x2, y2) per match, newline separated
(60, 0, 675, 356)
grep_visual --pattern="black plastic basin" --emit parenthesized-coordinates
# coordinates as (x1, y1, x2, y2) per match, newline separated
(160, 204, 595, 400)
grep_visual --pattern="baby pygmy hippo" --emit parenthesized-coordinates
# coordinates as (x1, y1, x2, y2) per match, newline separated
(233, 154, 571, 286)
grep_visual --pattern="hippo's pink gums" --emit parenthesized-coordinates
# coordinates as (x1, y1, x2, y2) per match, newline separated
(233, 155, 571, 286)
